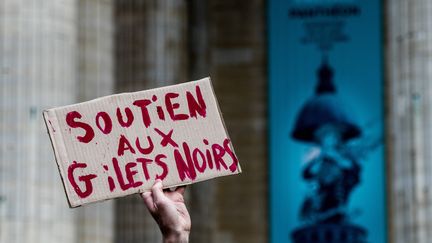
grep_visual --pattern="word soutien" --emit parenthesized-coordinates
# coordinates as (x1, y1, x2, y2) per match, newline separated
(44, 78, 241, 207)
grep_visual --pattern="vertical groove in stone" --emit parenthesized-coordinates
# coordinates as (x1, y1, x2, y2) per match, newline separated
(114, 1, 188, 242)
(187, 1, 218, 242)
(207, 1, 267, 243)
(75, 0, 114, 242)
(387, 0, 432, 242)
(115, 0, 188, 93)
(0, 0, 77, 242)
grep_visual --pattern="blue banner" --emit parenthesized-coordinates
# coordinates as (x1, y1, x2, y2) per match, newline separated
(269, 0, 386, 242)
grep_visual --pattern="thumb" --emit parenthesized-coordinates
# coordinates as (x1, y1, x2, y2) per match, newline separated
(141, 191, 156, 214)
(151, 179, 166, 205)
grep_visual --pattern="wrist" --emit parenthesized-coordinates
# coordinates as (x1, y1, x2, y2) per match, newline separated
(162, 230, 189, 243)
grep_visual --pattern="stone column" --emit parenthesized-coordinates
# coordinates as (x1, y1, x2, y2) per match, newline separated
(114, 1, 188, 242)
(0, 0, 78, 242)
(386, 0, 432, 242)
(75, 0, 114, 242)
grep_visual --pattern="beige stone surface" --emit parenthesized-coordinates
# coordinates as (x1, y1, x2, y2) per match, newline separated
(0, 0, 78, 242)
(387, 0, 432, 242)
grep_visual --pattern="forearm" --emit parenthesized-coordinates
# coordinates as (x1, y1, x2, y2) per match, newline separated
(163, 231, 189, 243)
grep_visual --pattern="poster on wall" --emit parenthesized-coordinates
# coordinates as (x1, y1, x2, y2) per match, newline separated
(269, 0, 386, 242)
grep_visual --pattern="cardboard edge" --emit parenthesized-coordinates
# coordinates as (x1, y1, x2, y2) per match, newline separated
(206, 77, 242, 174)
(43, 77, 241, 207)
(42, 110, 78, 208)
(75, 77, 241, 207)
(45, 79, 208, 112)
(76, 170, 241, 207)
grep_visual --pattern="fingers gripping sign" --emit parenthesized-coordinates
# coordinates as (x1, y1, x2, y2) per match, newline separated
(142, 180, 191, 243)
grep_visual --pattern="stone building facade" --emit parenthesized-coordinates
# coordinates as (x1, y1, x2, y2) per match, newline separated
(0, 0, 267, 243)
(9, 0, 432, 242)
(386, 0, 432, 242)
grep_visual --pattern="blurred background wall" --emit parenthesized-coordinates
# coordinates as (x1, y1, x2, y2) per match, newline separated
(0, 0, 266, 243)
(386, 0, 432, 242)
(4, 0, 432, 242)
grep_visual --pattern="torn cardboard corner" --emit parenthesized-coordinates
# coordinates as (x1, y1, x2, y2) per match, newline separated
(43, 77, 241, 208)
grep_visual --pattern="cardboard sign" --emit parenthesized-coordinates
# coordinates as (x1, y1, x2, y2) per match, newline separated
(44, 77, 241, 207)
